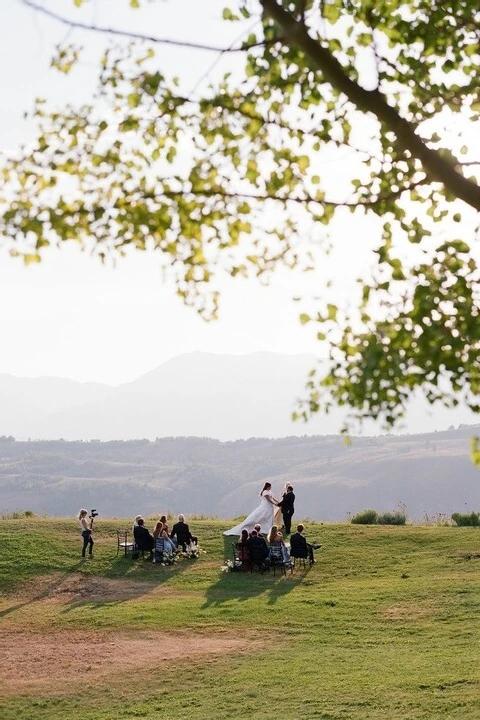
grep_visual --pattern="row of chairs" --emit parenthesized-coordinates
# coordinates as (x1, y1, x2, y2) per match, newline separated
(232, 540, 311, 575)
(115, 531, 183, 564)
(117, 530, 312, 572)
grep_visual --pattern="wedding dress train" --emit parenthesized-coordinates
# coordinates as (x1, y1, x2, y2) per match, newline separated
(223, 492, 276, 536)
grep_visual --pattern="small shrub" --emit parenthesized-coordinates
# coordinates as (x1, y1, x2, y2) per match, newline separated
(1, 510, 36, 520)
(422, 513, 452, 527)
(451, 512, 480, 527)
(351, 509, 378, 524)
(377, 511, 407, 525)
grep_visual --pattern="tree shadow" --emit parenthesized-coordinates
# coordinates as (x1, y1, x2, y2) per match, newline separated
(0, 560, 85, 618)
(58, 554, 193, 614)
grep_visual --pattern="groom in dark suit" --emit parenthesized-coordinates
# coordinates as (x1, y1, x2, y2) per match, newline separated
(277, 485, 295, 536)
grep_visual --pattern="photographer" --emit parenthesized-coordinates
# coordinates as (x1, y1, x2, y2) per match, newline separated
(78, 508, 94, 559)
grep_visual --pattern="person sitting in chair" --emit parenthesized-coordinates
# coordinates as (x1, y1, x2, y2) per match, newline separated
(253, 523, 267, 538)
(268, 526, 291, 564)
(133, 517, 154, 558)
(246, 529, 270, 567)
(170, 514, 198, 551)
(153, 521, 176, 557)
(255, 527, 269, 556)
(235, 528, 250, 565)
(289, 524, 321, 564)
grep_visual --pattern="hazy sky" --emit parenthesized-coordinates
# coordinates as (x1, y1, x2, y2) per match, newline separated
(1, 0, 475, 415)
(0, 0, 376, 385)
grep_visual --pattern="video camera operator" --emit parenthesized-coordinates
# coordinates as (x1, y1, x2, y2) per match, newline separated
(78, 508, 96, 559)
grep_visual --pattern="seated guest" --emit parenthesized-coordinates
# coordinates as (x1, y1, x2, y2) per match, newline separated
(170, 514, 198, 551)
(162, 522, 177, 554)
(153, 521, 175, 557)
(268, 528, 291, 564)
(290, 524, 321, 564)
(133, 517, 154, 557)
(253, 523, 267, 538)
(252, 527, 269, 557)
(132, 514, 142, 533)
(276, 531, 291, 564)
(236, 528, 250, 564)
(267, 525, 281, 544)
(246, 529, 269, 565)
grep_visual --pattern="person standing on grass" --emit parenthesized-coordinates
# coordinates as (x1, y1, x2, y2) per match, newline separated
(223, 482, 280, 536)
(78, 509, 94, 559)
(277, 484, 295, 536)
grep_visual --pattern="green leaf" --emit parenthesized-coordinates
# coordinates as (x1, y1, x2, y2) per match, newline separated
(127, 93, 141, 108)
(297, 156, 310, 173)
(327, 304, 338, 321)
(24, 254, 41, 265)
(222, 8, 239, 21)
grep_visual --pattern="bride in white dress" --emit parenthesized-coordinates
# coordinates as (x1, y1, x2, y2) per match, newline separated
(223, 482, 279, 536)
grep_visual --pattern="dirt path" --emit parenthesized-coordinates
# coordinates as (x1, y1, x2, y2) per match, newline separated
(1, 626, 263, 696)
(0, 573, 266, 697)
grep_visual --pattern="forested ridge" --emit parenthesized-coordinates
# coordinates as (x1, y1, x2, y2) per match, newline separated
(1, 427, 479, 521)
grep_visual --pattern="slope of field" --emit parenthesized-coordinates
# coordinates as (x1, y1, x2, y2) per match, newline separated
(0, 517, 479, 720)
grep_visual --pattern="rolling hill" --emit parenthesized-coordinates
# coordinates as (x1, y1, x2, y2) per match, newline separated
(1, 426, 479, 521)
(1, 352, 478, 441)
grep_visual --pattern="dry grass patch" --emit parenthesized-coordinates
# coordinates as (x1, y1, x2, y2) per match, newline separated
(0, 627, 265, 697)
(381, 602, 436, 621)
(3, 571, 189, 605)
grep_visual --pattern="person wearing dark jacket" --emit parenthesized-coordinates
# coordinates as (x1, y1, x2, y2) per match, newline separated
(170, 514, 198, 551)
(246, 530, 270, 566)
(133, 517, 154, 557)
(289, 524, 321, 564)
(277, 485, 295, 535)
(250, 526, 269, 556)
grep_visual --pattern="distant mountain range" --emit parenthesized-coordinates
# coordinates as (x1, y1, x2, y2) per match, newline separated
(0, 428, 479, 521)
(0, 352, 478, 441)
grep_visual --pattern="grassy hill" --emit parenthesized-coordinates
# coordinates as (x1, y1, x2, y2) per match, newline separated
(1, 427, 480, 521)
(0, 516, 479, 719)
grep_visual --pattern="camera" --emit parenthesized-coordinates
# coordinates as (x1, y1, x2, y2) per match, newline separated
(89, 509, 99, 520)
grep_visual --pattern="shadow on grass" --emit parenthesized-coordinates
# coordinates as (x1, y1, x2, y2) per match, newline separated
(0, 560, 85, 618)
(58, 554, 193, 614)
(202, 565, 310, 608)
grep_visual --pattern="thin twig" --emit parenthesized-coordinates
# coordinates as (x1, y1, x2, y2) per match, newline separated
(21, 0, 269, 54)
(189, 18, 262, 97)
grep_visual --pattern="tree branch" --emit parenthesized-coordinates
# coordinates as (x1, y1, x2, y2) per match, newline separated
(157, 183, 425, 210)
(21, 0, 266, 54)
(261, 0, 480, 212)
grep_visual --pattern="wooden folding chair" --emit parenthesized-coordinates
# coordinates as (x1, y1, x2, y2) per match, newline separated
(116, 530, 135, 558)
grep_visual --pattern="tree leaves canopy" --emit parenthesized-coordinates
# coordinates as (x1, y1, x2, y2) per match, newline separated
(2, 0, 480, 431)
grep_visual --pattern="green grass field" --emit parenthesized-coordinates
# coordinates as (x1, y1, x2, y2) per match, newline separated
(0, 517, 479, 720)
